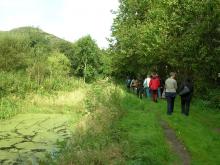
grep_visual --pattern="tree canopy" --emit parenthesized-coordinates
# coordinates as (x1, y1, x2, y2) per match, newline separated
(110, 0, 220, 86)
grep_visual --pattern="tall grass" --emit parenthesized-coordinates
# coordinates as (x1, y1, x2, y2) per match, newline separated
(0, 96, 20, 119)
(0, 71, 84, 119)
(42, 81, 126, 165)
(42, 83, 175, 164)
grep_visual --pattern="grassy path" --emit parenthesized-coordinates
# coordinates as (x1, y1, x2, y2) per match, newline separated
(118, 92, 220, 165)
(117, 94, 179, 165)
(160, 120, 190, 165)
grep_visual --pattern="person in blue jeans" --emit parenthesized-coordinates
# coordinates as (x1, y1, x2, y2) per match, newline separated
(165, 72, 177, 115)
(143, 75, 151, 98)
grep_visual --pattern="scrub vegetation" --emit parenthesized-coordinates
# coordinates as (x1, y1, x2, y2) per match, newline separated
(0, 0, 219, 164)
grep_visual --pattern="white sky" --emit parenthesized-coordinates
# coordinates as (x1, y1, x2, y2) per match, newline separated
(0, 0, 119, 48)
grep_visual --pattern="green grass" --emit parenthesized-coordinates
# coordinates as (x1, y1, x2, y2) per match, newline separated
(2, 79, 219, 164)
(116, 92, 220, 165)
(158, 98, 220, 165)
(0, 97, 20, 119)
(117, 94, 177, 165)
(42, 85, 220, 165)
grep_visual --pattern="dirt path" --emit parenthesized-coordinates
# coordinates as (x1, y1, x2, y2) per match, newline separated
(160, 120, 191, 165)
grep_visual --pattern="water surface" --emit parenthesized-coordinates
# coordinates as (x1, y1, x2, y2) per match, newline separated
(0, 114, 73, 164)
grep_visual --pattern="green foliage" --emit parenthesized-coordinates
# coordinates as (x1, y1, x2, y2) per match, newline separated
(0, 70, 84, 119)
(0, 26, 108, 86)
(44, 84, 220, 165)
(99, 49, 113, 77)
(0, 32, 30, 71)
(70, 35, 102, 82)
(0, 72, 35, 98)
(111, 0, 220, 89)
(47, 51, 71, 77)
(0, 97, 19, 119)
(42, 81, 126, 165)
(199, 88, 220, 109)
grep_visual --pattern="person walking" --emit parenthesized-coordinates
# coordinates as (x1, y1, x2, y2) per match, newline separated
(143, 75, 151, 98)
(156, 74, 161, 98)
(149, 73, 160, 102)
(165, 72, 177, 115)
(126, 76, 132, 91)
(130, 78, 138, 93)
(137, 77, 144, 99)
(178, 77, 193, 116)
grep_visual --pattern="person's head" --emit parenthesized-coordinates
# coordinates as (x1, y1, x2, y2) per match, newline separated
(170, 72, 176, 78)
(151, 72, 156, 77)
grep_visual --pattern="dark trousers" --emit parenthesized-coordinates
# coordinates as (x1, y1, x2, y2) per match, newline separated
(137, 87, 144, 99)
(181, 95, 191, 116)
(151, 90, 158, 102)
(165, 92, 176, 115)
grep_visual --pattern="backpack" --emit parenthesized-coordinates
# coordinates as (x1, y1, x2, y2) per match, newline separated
(179, 85, 190, 96)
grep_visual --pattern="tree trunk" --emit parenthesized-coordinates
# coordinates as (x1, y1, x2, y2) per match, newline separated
(83, 59, 87, 83)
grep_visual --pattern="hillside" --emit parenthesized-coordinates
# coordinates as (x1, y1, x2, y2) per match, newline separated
(9, 26, 74, 56)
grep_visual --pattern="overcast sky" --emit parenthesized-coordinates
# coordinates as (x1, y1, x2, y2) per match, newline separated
(0, 0, 119, 48)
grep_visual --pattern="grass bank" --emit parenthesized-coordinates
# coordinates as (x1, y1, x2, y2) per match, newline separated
(44, 84, 220, 165)
(0, 71, 83, 119)
(0, 78, 210, 164)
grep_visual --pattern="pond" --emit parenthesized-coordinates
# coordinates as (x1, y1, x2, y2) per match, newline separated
(0, 113, 73, 164)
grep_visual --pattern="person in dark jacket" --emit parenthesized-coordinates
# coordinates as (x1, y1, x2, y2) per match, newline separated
(178, 77, 194, 116)
(137, 78, 144, 99)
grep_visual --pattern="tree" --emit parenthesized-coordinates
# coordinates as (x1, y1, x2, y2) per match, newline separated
(71, 35, 102, 82)
(111, 0, 220, 85)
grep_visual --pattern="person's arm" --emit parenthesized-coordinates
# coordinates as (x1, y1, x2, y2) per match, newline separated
(177, 82, 183, 94)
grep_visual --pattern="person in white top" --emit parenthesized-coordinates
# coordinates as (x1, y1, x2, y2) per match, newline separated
(165, 72, 177, 115)
(143, 75, 151, 98)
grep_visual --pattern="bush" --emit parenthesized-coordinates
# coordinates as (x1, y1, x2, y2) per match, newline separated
(0, 71, 83, 98)
(203, 89, 220, 109)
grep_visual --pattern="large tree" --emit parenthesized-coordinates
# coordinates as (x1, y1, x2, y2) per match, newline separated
(111, 0, 220, 83)
(71, 35, 102, 82)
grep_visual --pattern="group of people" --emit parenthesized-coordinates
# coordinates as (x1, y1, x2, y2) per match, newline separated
(126, 73, 164, 101)
(126, 72, 194, 116)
